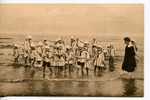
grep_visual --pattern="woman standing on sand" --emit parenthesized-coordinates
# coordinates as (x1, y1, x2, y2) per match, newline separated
(122, 37, 137, 78)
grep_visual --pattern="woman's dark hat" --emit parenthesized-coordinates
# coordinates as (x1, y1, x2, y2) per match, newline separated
(124, 37, 131, 42)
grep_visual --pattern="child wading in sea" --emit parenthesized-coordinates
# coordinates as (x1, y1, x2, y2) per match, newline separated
(107, 44, 115, 71)
(42, 46, 53, 78)
(94, 47, 105, 76)
(58, 53, 65, 75)
(55, 46, 65, 76)
(83, 48, 90, 76)
(23, 35, 33, 66)
(13, 44, 20, 63)
(34, 41, 43, 68)
(65, 46, 75, 76)
(77, 41, 89, 76)
(82, 42, 90, 76)
(77, 49, 85, 76)
(30, 44, 37, 67)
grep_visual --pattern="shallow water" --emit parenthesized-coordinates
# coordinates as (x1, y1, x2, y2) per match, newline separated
(0, 37, 144, 97)
(0, 79, 143, 96)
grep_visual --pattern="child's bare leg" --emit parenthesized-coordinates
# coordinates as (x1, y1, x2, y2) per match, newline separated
(86, 68, 89, 76)
(94, 66, 97, 75)
(43, 63, 46, 78)
(48, 63, 53, 75)
(69, 64, 71, 75)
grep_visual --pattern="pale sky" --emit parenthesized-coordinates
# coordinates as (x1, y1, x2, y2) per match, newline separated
(0, 4, 144, 37)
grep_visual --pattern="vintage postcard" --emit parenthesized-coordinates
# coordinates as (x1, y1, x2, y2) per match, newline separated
(0, 4, 144, 97)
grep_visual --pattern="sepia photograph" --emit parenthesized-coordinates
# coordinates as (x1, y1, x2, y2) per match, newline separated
(0, 4, 144, 97)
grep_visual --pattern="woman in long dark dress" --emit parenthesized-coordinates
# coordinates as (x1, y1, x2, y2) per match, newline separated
(122, 37, 137, 78)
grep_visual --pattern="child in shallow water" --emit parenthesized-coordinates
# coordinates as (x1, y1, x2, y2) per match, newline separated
(94, 47, 105, 75)
(107, 44, 115, 71)
(30, 44, 37, 66)
(34, 42, 43, 68)
(65, 46, 75, 75)
(13, 44, 20, 63)
(42, 46, 53, 78)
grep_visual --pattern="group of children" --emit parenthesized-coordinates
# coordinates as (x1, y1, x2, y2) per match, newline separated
(13, 35, 116, 78)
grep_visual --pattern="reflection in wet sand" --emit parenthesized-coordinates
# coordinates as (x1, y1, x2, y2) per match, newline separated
(0, 78, 144, 96)
(122, 79, 137, 96)
(99, 79, 124, 96)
